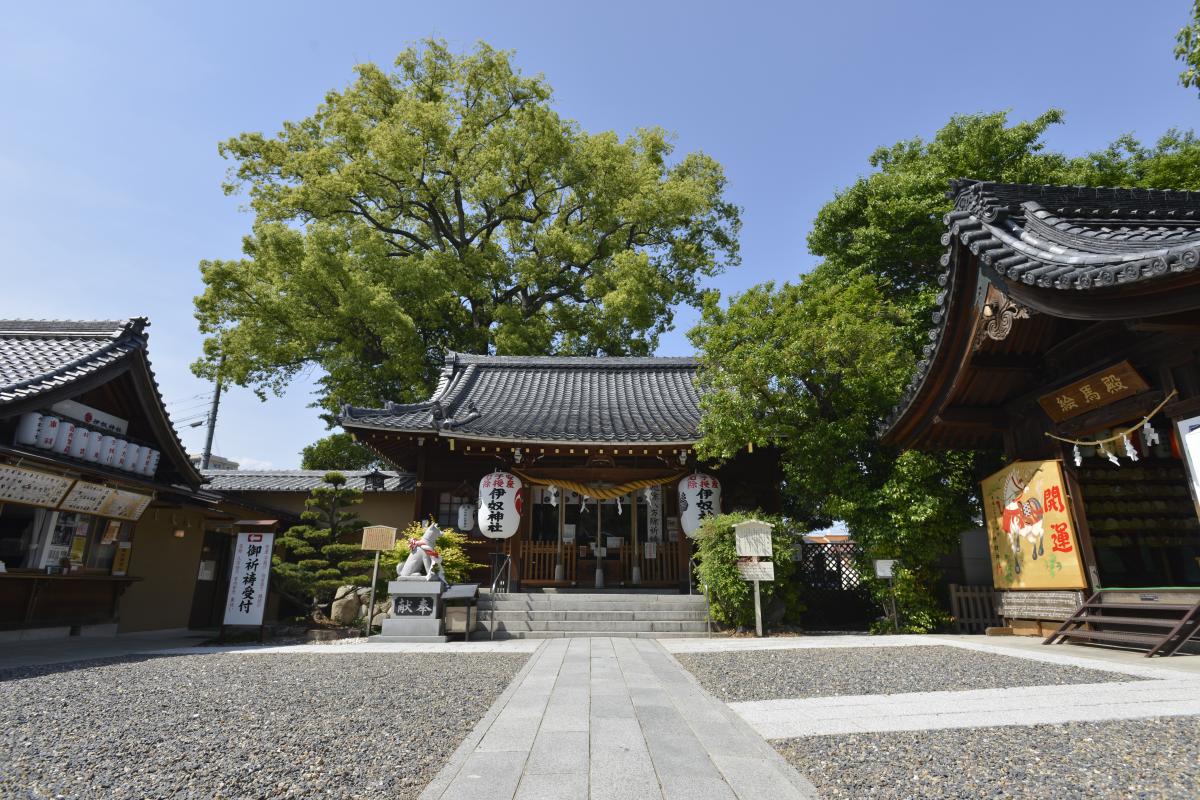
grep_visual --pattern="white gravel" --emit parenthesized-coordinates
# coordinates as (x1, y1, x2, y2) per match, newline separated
(674, 645, 1139, 702)
(0, 651, 528, 799)
(776, 716, 1200, 799)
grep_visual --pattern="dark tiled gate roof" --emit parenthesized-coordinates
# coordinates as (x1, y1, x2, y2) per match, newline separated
(340, 353, 701, 443)
(202, 469, 416, 493)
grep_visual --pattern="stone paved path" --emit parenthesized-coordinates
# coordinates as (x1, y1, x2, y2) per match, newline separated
(419, 637, 818, 800)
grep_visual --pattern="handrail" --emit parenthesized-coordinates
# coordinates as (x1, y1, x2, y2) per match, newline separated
(691, 555, 712, 636)
(489, 554, 512, 641)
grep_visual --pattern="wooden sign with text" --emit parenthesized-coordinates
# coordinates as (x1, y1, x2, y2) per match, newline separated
(361, 525, 398, 552)
(1037, 360, 1149, 423)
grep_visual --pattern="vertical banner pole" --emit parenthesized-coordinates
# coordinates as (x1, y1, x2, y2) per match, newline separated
(365, 550, 381, 638)
(753, 579, 763, 637)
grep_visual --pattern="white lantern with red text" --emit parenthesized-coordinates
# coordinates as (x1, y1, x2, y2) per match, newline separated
(677, 472, 721, 538)
(477, 472, 523, 539)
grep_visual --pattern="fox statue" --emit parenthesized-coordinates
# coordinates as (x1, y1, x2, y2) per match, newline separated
(399, 520, 447, 584)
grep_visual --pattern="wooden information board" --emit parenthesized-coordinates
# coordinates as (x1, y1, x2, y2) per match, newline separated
(1037, 360, 1149, 422)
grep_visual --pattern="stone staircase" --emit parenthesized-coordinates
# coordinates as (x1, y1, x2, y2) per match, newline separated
(472, 591, 710, 639)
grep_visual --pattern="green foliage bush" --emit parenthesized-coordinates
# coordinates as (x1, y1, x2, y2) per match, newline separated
(693, 512, 801, 630)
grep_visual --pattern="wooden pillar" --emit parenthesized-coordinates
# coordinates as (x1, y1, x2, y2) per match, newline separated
(412, 444, 427, 522)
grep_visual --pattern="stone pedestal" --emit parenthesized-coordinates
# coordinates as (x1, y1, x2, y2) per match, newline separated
(373, 577, 446, 643)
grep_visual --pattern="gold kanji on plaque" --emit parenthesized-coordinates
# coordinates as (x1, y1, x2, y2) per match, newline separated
(1037, 361, 1149, 423)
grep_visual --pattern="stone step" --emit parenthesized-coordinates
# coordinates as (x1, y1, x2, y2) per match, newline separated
(478, 600, 708, 612)
(486, 609, 708, 622)
(484, 619, 709, 633)
(481, 592, 702, 603)
(469, 630, 709, 640)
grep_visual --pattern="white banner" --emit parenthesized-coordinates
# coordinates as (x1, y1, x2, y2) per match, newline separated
(644, 486, 663, 543)
(223, 532, 275, 626)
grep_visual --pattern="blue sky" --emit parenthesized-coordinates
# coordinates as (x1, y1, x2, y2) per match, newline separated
(1, 1, 1196, 469)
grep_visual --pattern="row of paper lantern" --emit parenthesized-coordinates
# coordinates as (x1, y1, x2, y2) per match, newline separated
(14, 412, 160, 477)
(471, 471, 721, 539)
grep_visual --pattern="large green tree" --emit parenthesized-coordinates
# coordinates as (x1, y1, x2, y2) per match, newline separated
(300, 433, 383, 471)
(194, 40, 739, 412)
(692, 110, 1200, 631)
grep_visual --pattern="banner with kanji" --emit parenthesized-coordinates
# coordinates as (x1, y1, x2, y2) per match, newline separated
(981, 460, 1086, 590)
(223, 532, 275, 626)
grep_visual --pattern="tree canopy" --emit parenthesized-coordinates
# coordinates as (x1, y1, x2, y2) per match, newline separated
(1177, 0, 1200, 95)
(300, 433, 384, 471)
(691, 109, 1200, 630)
(195, 39, 740, 412)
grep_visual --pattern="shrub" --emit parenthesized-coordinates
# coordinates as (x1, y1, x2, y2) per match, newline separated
(693, 511, 802, 630)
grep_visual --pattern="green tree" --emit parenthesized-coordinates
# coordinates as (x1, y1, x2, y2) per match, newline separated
(1177, 0, 1200, 95)
(272, 471, 372, 618)
(300, 433, 383, 471)
(194, 39, 740, 412)
(692, 110, 1200, 632)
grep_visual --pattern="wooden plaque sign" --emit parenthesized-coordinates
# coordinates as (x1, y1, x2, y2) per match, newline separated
(361, 525, 398, 551)
(734, 520, 774, 558)
(1037, 360, 1149, 423)
(737, 560, 775, 581)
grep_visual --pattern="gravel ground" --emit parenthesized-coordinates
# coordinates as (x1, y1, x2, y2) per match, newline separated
(674, 645, 1138, 702)
(0, 651, 527, 800)
(775, 715, 1200, 799)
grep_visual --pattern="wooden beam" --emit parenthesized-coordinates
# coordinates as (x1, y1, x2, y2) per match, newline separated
(933, 406, 1008, 431)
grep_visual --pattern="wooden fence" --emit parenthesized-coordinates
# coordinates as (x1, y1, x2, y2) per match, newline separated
(949, 583, 1001, 634)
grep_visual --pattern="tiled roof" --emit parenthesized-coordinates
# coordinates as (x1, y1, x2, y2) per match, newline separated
(202, 469, 416, 493)
(880, 180, 1200, 438)
(0, 319, 147, 403)
(340, 352, 701, 443)
(0, 317, 202, 488)
(943, 180, 1200, 290)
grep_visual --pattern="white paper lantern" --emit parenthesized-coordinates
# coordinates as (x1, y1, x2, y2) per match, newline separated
(36, 415, 60, 449)
(677, 472, 721, 538)
(98, 435, 117, 465)
(141, 449, 160, 478)
(477, 471, 523, 539)
(111, 439, 128, 469)
(72, 428, 91, 460)
(14, 412, 41, 446)
(53, 421, 76, 455)
(138, 447, 157, 475)
(86, 433, 105, 463)
(124, 444, 143, 472)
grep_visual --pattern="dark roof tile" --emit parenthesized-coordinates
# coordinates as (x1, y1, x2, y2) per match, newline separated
(202, 469, 416, 493)
(340, 353, 700, 443)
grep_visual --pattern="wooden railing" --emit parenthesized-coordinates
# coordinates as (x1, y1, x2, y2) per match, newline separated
(625, 541, 681, 585)
(521, 541, 576, 584)
(521, 539, 683, 586)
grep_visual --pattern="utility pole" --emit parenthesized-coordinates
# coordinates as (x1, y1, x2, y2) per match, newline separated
(200, 357, 225, 469)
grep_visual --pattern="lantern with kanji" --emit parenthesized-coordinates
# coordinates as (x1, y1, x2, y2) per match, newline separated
(477, 471, 523, 539)
(678, 472, 721, 537)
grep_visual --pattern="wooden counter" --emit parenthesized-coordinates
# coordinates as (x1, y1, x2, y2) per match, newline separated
(0, 572, 140, 630)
